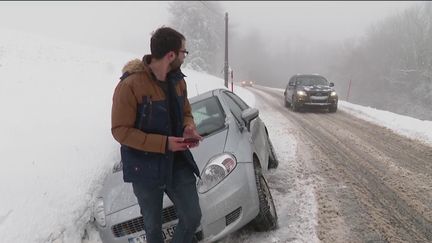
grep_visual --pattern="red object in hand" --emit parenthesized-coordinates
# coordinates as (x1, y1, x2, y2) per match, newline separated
(183, 137, 200, 143)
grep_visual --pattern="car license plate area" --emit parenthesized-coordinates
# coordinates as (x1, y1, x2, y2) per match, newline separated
(128, 224, 176, 243)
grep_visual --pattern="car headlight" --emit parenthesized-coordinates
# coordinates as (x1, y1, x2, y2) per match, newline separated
(197, 153, 237, 193)
(93, 197, 106, 227)
(297, 90, 307, 96)
(330, 91, 337, 96)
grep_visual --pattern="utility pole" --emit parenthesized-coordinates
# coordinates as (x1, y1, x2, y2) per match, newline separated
(346, 79, 352, 101)
(230, 69, 234, 92)
(224, 12, 229, 88)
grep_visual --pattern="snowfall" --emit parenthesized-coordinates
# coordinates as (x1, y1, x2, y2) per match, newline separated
(1, 28, 431, 243)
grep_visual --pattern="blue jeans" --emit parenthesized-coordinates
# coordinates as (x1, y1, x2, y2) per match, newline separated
(132, 166, 202, 243)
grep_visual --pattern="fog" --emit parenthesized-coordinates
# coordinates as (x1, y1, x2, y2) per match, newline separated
(221, 1, 415, 83)
(0, 1, 170, 55)
(0, 1, 413, 56)
(223, 2, 413, 47)
(1, 1, 429, 120)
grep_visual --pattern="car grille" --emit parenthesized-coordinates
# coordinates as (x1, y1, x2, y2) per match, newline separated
(225, 207, 242, 226)
(308, 91, 329, 103)
(112, 205, 178, 238)
(309, 91, 329, 97)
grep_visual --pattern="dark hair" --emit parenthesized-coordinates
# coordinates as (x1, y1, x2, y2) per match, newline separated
(150, 27, 185, 59)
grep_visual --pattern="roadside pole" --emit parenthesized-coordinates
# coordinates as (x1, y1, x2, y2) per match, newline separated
(231, 69, 234, 92)
(346, 79, 352, 101)
(224, 12, 229, 88)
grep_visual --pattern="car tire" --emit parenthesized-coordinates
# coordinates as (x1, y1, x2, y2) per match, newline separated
(284, 97, 290, 108)
(251, 160, 278, 231)
(291, 96, 299, 112)
(329, 105, 337, 113)
(267, 136, 279, 169)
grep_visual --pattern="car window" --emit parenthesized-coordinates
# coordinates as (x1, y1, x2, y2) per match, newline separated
(221, 92, 244, 126)
(296, 76, 329, 86)
(191, 96, 226, 136)
(288, 77, 295, 87)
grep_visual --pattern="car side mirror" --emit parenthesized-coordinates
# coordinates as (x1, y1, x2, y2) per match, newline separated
(329, 82, 334, 87)
(241, 108, 259, 132)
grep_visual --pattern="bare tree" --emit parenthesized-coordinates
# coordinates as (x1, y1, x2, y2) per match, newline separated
(168, 1, 224, 75)
(327, 2, 432, 120)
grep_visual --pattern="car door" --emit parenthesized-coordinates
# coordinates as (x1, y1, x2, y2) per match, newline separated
(221, 91, 268, 167)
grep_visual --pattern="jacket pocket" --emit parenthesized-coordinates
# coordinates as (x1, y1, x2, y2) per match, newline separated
(121, 146, 161, 182)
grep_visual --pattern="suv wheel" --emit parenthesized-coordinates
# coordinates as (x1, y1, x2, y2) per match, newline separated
(329, 105, 337, 113)
(284, 97, 290, 108)
(251, 159, 278, 231)
(291, 96, 299, 112)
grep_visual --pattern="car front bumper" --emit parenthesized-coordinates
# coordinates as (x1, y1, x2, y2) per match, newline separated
(96, 163, 259, 243)
(199, 162, 259, 242)
(296, 95, 338, 107)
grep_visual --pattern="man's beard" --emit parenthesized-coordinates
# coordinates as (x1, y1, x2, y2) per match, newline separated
(170, 57, 183, 71)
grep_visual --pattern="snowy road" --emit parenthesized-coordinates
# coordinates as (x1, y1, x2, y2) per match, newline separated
(221, 86, 432, 243)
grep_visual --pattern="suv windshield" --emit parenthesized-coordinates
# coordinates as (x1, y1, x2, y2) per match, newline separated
(296, 76, 329, 86)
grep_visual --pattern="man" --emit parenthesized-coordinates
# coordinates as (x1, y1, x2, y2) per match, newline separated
(111, 27, 202, 243)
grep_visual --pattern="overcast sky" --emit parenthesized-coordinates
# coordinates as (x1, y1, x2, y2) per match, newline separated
(0, 1, 415, 55)
(224, 1, 414, 46)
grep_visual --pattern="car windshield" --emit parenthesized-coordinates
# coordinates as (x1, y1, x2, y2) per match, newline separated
(191, 96, 226, 136)
(296, 76, 329, 86)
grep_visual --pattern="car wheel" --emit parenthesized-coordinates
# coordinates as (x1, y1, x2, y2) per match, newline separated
(267, 136, 279, 169)
(251, 159, 278, 231)
(291, 96, 299, 112)
(284, 96, 290, 108)
(329, 105, 337, 113)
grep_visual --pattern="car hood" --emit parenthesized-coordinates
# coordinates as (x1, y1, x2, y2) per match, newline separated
(191, 129, 228, 172)
(102, 129, 228, 215)
(301, 85, 333, 92)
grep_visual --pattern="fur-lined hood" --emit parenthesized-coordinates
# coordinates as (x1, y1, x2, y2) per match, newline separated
(121, 55, 185, 81)
(121, 58, 147, 74)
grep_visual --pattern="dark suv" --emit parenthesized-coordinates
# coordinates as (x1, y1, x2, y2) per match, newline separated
(283, 74, 338, 112)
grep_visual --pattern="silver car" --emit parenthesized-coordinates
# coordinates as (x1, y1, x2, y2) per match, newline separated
(93, 89, 279, 243)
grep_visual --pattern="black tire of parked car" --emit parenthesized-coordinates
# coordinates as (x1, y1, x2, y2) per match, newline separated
(267, 136, 279, 169)
(251, 159, 278, 231)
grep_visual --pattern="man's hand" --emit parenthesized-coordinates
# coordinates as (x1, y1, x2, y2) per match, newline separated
(167, 136, 190, 152)
(182, 124, 203, 149)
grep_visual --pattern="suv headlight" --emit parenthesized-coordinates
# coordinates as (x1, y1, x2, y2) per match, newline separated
(93, 197, 106, 227)
(330, 91, 337, 96)
(297, 90, 307, 96)
(197, 153, 237, 193)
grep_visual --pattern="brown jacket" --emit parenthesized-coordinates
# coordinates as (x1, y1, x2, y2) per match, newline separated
(111, 57, 195, 154)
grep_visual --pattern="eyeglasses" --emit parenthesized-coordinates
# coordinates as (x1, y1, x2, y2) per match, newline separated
(179, 49, 189, 56)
